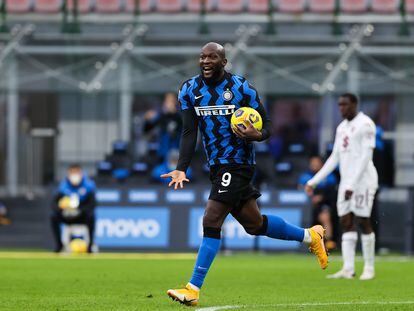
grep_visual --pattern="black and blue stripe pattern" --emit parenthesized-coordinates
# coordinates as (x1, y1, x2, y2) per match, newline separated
(178, 72, 261, 166)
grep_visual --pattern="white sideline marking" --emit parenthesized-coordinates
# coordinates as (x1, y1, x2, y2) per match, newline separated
(196, 301, 414, 311)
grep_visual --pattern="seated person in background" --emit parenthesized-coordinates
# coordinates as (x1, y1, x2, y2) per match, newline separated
(144, 93, 183, 161)
(50, 164, 96, 253)
(152, 149, 193, 183)
(299, 156, 338, 250)
(0, 202, 11, 225)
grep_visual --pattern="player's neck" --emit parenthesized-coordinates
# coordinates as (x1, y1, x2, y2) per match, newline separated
(346, 111, 358, 121)
(202, 70, 226, 86)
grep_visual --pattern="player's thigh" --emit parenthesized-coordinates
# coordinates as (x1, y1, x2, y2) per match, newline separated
(351, 187, 377, 218)
(339, 212, 355, 231)
(203, 199, 232, 228)
(231, 198, 263, 234)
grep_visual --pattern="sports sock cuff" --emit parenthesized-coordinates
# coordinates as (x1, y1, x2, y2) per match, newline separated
(256, 215, 268, 235)
(361, 232, 375, 241)
(342, 231, 358, 241)
(203, 227, 221, 239)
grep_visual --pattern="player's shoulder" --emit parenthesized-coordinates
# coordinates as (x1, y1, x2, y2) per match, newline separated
(336, 119, 347, 131)
(179, 75, 201, 93)
(357, 112, 376, 129)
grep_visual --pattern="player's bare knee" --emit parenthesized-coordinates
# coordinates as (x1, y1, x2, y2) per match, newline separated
(244, 215, 266, 236)
(357, 217, 373, 234)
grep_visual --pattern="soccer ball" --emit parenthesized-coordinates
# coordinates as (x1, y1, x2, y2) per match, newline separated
(231, 107, 263, 131)
(69, 238, 88, 254)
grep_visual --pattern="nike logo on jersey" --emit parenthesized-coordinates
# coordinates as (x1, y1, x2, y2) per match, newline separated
(194, 105, 235, 117)
(195, 95, 203, 99)
(218, 189, 228, 193)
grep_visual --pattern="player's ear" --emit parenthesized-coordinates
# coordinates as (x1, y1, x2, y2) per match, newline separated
(222, 58, 227, 67)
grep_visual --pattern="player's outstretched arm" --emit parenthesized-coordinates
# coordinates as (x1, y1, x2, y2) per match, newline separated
(160, 170, 190, 190)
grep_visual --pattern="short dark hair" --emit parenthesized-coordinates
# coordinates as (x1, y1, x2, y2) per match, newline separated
(340, 93, 358, 104)
(68, 163, 82, 170)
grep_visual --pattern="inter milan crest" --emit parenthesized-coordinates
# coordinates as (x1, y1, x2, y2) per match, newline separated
(222, 89, 233, 101)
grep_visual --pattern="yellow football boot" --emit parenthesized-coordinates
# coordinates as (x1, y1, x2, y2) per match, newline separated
(167, 283, 199, 306)
(308, 225, 329, 270)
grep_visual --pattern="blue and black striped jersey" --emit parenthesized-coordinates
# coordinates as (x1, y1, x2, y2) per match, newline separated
(178, 72, 263, 167)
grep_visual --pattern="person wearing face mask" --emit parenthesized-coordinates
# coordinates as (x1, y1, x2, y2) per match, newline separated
(143, 92, 183, 161)
(50, 164, 96, 253)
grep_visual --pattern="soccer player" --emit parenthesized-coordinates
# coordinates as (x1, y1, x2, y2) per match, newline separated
(162, 42, 328, 306)
(305, 93, 378, 280)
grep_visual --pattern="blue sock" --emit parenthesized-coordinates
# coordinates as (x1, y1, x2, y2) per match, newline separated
(189, 231, 221, 289)
(264, 214, 305, 242)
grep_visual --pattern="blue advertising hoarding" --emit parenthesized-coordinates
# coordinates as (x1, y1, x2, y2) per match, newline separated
(95, 207, 170, 248)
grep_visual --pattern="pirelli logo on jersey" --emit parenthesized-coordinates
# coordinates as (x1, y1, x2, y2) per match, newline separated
(194, 105, 235, 117)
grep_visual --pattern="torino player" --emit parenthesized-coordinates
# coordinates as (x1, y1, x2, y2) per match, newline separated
(305, 93, 378, 280)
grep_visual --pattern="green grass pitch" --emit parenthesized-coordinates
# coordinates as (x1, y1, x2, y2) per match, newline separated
(0, 252, 413, 310)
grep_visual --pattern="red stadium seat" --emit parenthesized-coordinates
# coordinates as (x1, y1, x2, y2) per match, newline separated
(406, 0, 414, 13)
(6, 0, 32, 12)
(35, 0, 61, 12)
(309, 0, 335, 13)
(125, 0, 151, 13)
(278, 0, 306, 13)
(340, 0, 369, 13)
(154, 0, 182, 12)
(247, 0, 269, 13)
(371, 0, 400, 13)
(216, 0, 244, 13)
(95, 0, 121, 13)
(67, 0, 92, 13)
(186, 0, 215, 12)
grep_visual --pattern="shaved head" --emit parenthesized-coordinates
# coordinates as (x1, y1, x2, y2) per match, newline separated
(199, 42, 227, 82)
(202, 42, 226, 59)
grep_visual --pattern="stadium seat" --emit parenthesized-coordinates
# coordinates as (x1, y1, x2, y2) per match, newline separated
(340, 0, 369, 13)
(154, 0, 182, 12)
(406, 0, 414, 13)
(309, 0, 335, 13)
(247, 0, 270, 13)
(95, 0, 122, 13)
(278, 0, 306, 13)
(371, 0, 401, 13)
(216, 0, 244, 13)
(6, 0, 33, 12)
(34, 0, 62, 12)
(186, 0, 215, 12)
(67, 0, 92, 13)
(125, 0, 152, 13)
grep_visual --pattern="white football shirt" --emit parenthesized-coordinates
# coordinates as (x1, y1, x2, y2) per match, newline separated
(333, 112, 378, 189)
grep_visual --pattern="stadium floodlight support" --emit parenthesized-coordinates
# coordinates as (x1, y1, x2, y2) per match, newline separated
(317, 24, 373, 95)
(0, 24, 34, 68)
(225, 24, 260, 74)
(85, 24, 148, 92)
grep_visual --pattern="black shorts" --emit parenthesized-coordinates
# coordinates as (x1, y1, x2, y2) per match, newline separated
(208, 164, 261, 209)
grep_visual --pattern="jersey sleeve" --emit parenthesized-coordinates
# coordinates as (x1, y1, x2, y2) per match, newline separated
(178, 81, 193, 111)
(242, 80, 261, 109)
(361, 121, 376, 149)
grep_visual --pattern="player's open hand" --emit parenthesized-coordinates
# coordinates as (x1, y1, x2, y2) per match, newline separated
(304, 184, 314, 196)
(232, 119, 262, 141)
(160, 170, 189, 190)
